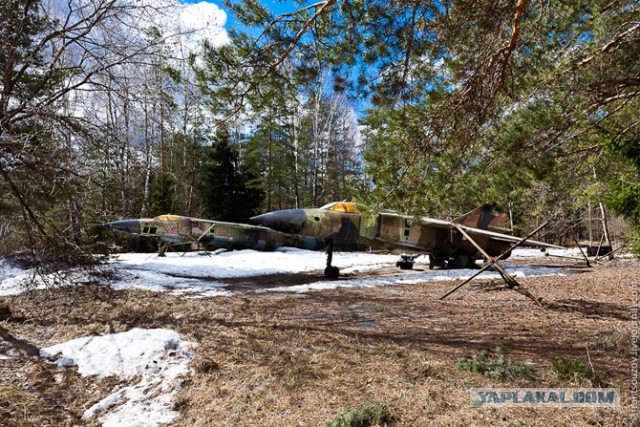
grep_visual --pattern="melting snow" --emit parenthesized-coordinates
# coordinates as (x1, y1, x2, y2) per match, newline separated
(260, 262, 566, 293)
(510, 248, 582, 259)
(0, 259, 37, 296)
(40, 328, 196, 427)
(109, 248, 400, 278)
(0, 247, 581, 297)
(104, 248, 572, 295)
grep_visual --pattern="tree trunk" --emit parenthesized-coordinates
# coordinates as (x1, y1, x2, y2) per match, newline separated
(599, 201, 611, 246)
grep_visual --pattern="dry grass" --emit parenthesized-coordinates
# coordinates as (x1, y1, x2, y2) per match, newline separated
(0, 258, 637, 426)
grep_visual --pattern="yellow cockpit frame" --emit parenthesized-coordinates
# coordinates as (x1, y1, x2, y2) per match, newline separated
(155, 214, 184, 221)
(319, 201, 360, 213)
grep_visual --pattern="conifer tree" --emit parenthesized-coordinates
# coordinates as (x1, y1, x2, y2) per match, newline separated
(201, 128, 263, 222)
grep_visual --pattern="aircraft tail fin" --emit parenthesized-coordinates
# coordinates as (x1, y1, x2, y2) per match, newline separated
(453, 204, 511, 233)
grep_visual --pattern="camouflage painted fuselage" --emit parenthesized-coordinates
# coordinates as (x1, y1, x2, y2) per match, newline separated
(249, 202, 557, 266)
(105, 215, 325, 251)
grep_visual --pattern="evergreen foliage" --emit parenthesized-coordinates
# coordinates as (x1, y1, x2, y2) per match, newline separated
(151, 173, 176, 216)
(201, 129, 263, 222)
(210, 0, 638, 251)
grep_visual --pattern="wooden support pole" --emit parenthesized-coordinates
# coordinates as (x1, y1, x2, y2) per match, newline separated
(440, 220, 549, 303)
(453, 224, 520, 288)
(599, 201, 612, 247)
(573, 235, 591, 267)
(157, 242, 171, 257)
(512, 285, 543, 304)
(595, 234, 605, 259)
(439, 264, 494, 300)
(192, 223, 216, 257)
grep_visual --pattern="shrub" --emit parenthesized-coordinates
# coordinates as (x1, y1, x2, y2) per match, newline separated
(458, 344, 536, 381)
(325, 402, 391, 427)
(551, 356, 606, 386)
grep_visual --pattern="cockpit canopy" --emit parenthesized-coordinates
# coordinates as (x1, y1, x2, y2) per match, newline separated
(319, 201, 360, 213)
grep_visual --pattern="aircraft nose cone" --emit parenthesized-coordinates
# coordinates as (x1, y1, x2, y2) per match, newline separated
(104, 219, 141, 234)
(250, 209, 307, 234)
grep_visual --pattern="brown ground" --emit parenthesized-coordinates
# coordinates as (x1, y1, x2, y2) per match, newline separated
(0, 256, 637, 426)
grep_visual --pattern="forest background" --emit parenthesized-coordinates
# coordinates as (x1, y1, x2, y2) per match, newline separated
(0, 0, 638, 264)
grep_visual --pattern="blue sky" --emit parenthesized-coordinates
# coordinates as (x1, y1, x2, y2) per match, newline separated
(178, 0, 370, 114)
(181, 0, 297, 31)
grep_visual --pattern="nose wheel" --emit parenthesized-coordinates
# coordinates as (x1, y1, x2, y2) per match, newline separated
(324, 239, 340, 278)
(396, 254, 420, 270)
(428, 255, 473, 269)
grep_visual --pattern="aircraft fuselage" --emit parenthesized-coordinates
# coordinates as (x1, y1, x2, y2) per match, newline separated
(249, 202, 513, 265)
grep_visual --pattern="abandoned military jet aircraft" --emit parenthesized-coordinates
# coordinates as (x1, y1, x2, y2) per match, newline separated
(105, 202, 561, 278)
(105, 214, 326, 255)
(249, 202, 562, 275)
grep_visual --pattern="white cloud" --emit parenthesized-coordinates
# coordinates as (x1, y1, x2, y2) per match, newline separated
(43, 0, 229, 57)
(178, 1, 230, 49)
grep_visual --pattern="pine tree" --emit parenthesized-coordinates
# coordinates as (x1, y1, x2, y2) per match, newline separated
(201, 128, 263, 222)
(151, 173, 176, 215)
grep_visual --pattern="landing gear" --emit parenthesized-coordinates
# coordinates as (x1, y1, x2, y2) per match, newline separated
(324, 239, 340, 279)
(157, 242, 172, 257)
(448, 255, 470, 269)
(429, 255, 474, 269)
(429, 255, 446, 270)
(396, 254, 420, 270)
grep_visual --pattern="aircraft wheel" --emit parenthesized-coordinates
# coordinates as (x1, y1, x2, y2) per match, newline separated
(324, 266, 340, 279)
(397, 260, 414, 270)
(429, 255, 444, 270)
(448, 255, 470, 269)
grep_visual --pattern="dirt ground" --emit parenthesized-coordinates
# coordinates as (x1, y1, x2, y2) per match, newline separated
(0, 256, 637, 426)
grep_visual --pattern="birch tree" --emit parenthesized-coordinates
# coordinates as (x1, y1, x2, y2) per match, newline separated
(0, 0, 177, 263)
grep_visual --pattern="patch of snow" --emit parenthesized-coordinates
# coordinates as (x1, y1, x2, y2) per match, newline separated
(0, 258, 233, 297)
(262, 262, 566, 294)
(0, 275, 32, 296)
(109, 248, 400, 279)
(0, 259, 28, 281)
(511, 248, 582, 259)
(0, 264, 94, 296)
(0, 260, 36, 295)
(111, 269, 231, 297)
(40, 328, 197, 427)
(616, 253, 638, 259)
(2, 248, 582, 297)
(108, 249, 572, 295)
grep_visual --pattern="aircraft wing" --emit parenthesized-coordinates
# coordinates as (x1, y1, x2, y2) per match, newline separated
(418, 217, 564, 250)
(457, 223, 564, 249)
